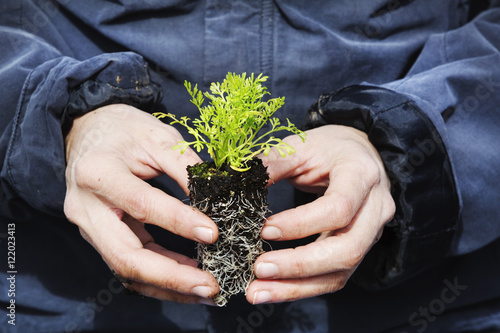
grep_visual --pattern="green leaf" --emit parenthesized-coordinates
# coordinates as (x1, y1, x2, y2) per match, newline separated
(163, 73, 306, 171)
(152, 112, 168, 119)
(263, 145, 271, 156)
(172, 141, 188, 151)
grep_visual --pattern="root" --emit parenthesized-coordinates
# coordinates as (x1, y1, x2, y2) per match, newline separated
(192, 188, 269, 306)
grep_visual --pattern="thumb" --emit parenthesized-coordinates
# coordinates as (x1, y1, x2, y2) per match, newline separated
(259, 136, 307, 185)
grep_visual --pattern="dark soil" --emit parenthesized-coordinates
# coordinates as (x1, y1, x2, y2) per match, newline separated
(187, 158, 269, 209)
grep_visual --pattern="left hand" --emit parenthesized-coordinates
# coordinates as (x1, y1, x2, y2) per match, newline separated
(246, 125, 395, 304)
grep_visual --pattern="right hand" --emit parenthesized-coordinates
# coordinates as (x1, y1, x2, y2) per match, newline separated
(64, 104, 219, 305)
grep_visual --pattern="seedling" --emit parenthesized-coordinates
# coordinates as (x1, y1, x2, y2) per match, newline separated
(154, 72, 305, 306)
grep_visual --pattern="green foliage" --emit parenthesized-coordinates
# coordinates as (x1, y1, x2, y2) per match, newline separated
(154, 72, 306, 171)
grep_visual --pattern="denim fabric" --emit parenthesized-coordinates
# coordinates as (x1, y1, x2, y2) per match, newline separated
(1, 1, 500, 332)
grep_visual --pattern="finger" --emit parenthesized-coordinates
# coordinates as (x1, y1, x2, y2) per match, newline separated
(117, 239, 215, 305)
(122, 215, 199, 267)
(259, 134, 307, 185)
(246, 270, 352, 304)
(125, 281, 216, 306)
(76, 159, 218, 244)
(255, 189, 392, 280)
(90, 213, 216, 304)
(126, 242, 217, 305)
(138, 122, 204, 195)
(144, 241, 199, 268)
(74, 199, 219, 299)
(113, 244, 219, 298)
(253, 237, 356, 280)
(122, 213, 154, 245)
(261, 163, 374, 240)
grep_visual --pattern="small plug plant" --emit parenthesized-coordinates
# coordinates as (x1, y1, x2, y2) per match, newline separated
(154, 72, 305, 306)
(154, 72, 305, 171)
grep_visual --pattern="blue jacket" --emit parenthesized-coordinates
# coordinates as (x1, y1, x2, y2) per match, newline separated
(1, 1, 500, 332)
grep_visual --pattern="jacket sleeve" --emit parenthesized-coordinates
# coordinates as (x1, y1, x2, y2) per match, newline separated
(304, 7, 500, 289)
(0, 26, 162, 218)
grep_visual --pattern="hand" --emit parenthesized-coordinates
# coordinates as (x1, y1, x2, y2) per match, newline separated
(64, 104, 219, 304)
(246, 125, 395, 304)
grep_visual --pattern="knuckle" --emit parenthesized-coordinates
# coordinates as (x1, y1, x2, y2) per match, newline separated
(328, 274, 349, 293)
(163, 275, 181, 292)
(72, 156, 103, 190)
(319, 278, 346, 295)
(363, 162, 381, 186)
(330, 193, 354, 227)
(290, 252, 307, 278)
(169, 214, 184, 236)
(108, 249, 141, 283)
(106, 250, 130, 277)
(63, 196, 79, 223)
(383, 195, 396, 222)
(283, 285, 304, 302)
(348, 158, 382, 188)
(344, 244, 365, 269)
(126, 189, 151, 223)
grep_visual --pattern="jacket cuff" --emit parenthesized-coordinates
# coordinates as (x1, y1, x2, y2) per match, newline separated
(3, 52, 163, 216)
(304, 85, 460, 289)
(66, 77, 160, 115)
(62, 55, 162, 131)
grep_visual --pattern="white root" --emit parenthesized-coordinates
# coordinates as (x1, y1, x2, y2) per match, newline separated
(192, 188, 269, 307)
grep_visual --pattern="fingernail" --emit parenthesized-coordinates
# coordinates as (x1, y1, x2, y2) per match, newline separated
(253, 291, 272, 305)
(257, 262, 279, 278)
(198, 298, 217, 307)
(192, 286, 213, 298)
(193, 227, 214, 243)
(261, 226, 282, 240)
